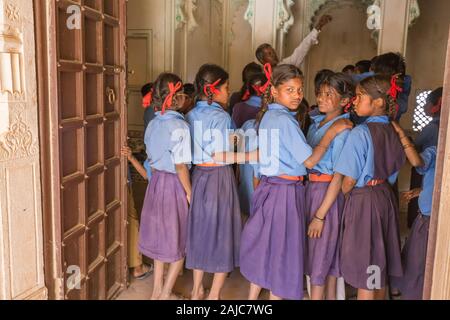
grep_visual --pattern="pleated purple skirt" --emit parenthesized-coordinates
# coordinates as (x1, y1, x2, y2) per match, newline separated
(305, 181, 344, 286)
(340, 183, 403, 290)
(138, 170, 189, 263)
(240, 176, 306, 300)
(185, 165, 241, 273)
(392, 213, 430, 300)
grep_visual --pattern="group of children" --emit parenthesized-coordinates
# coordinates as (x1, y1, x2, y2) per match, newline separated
(124, 50, 443, 300)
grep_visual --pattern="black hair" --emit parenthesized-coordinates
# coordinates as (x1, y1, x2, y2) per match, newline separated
(141, 83, 153, 97)
(152, 73, 183, 112)
(255, 43, 273, 64)
(427, 87, 443, 105)
(355, 60, 371, 74)
(238, 63, 263, 100)
(194, 64, 229, 105)
(183, 83, 195, 98)
(372, 52, 406, 76)
(320, 72, 356, 104)
(255, 64, 304, 130)
(342, 65, 355, 73)
(314, 69, 334, 95)
(359, 74, 404, 119)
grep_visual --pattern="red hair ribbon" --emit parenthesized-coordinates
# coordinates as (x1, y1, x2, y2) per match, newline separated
(388, 75, 403, 100)
(161, 81, 182, 115)
(142, 89, 153, 108)
(203, 79, 222, 97)
(251, 85, 263, 97)
(344, 97, 356, 113)
(431, 97, 442, 114)
(258, 63, 273, 94)
(242, 89, 251, 101)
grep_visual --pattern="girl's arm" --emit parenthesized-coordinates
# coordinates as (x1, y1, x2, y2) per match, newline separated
(304, 119, 353, 169)
(391, 122, 424, 168)
(342, 176, 357, 195)
(308, 173, 344, 238)
(175, 164, 192, 204)
(121, 146, 148, 180)
(212, 149, 259, 164)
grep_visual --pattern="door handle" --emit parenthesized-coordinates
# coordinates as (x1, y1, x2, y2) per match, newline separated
(106, 86, 116, 105)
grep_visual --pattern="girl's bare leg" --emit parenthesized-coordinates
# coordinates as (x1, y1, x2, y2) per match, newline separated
(325, 276, 337, 300)
(310, 285, 325, 300)
(248, 283, 262, 300)
(357, 288, 375, 300)
(375, 287, 387, 300)
(151, 260, 165, 300)
(159, 259, 185, 300)
(207, 273, 228, 300)
(191, 269, 205, 300)
(269, 292, 283, 300)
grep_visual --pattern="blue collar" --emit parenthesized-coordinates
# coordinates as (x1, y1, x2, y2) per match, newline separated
(268, 103, 290, 112)
(196, 100, 223, 110)
(155, 110, 185, 120)
(311, 112, 349, 125)
(364, 115, 390, 124)
(247, 96, 262, 108)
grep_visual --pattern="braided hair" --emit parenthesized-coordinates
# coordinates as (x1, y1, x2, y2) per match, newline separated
(194, 64, 229, 105)
(255, 64, 304, 131)
(152, 73, 183, 112)
(359, 74, 404, 119)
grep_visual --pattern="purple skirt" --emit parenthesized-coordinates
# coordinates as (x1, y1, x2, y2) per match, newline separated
(340, 183, 403, 290)
(185, 166, 241, 273)
(305, 181, 344, 286)
(392, 213, 430, 300)
(138, 170, 189, 263)
(240, 176, 306, 300)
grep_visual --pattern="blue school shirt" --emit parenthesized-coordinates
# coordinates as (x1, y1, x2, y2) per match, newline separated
(143, 159, 152, 179)
(240, 119, 260, 178)
(415, 118, 440, 152)
(246, 96, 262, 108)
(144, 111, 192, 174)
(258, 103, 312, 177)
(334, 115, 399, 188)
(306, 113, 350, 175)
(417, 146, 437, 216)
(186, 101, 234, 165)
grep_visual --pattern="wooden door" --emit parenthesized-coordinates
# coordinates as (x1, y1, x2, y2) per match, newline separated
(36, 0, 128, 300)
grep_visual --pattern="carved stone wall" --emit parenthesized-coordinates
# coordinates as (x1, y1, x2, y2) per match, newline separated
(0, 0, 46, 300)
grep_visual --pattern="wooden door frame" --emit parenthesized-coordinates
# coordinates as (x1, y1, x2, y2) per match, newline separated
(423, 27, 450, 300)
(34, 0, 128, 300)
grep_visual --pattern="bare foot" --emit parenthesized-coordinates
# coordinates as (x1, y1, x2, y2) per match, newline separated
(159, 292, 185, 300)
(151, 289, 162, 300)
(191, 287, 205, 300)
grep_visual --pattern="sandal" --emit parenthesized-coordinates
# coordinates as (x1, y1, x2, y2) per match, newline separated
(133, 264, 153, 280)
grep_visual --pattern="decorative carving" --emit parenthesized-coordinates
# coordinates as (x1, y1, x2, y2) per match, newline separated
(244, 0, 256, 27)
(0, 25, 25, 99)
(276, 0, 295, 34)
(175, 0, 199, 33)
(5, 3, 20, 23)
(0, 114, 37, 161)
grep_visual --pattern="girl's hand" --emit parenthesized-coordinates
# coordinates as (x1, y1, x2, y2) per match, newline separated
(401, 188, 422, 202)
(308, 216, 325, 239)
(212, 151, 235, 163)
(121, 146, 133, 161)
(229, 133, 241, 147)
(186, 193, 191, 205)
(391, 121, 406, 137)
(329, 119, 353, 136)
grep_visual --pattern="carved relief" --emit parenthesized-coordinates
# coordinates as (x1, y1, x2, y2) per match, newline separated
(175, 0, 199, 33)
(5, 3, 20, 23)
(0, 114, 37, 161)
(277, 0, 295, 34)
(0, 25, 25, 100)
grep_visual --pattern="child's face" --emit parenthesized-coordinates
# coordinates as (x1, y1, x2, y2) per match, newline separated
(272, 78, 304, 111)
(214, 80, 230, 108)
(354, 85, 383, 117)
(262, 47, 279, 67)
(316, 84, 344, 114)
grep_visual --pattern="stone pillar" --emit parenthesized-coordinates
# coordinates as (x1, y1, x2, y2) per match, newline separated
(0, 0, 46, 299)
(377, 0, 411, 55)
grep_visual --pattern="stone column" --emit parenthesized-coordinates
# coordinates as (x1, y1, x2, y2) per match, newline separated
(0, 0, 46, 300)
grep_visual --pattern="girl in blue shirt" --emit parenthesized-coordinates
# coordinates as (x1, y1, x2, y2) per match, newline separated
(305, 72, 354, 300)
(230, 64, 352, 300)
(185, 64, 241, 300)
(334, 74, 407, 300)
(138, 73, 192, 300)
